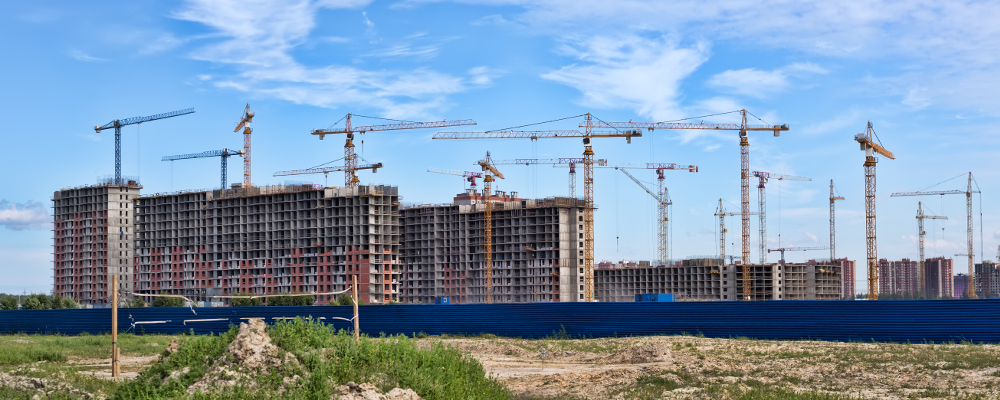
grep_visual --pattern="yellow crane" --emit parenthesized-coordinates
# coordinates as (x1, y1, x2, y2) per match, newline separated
(714, 199, 759, 280)
(751, 171, 811, 264)
(312, 114, 476, 187)
(434, 115, 642, 302)
(478, 152, 504, 303)
(891, 172, 979, 297)
(588, 110, 789, 300)
(915, 202, 947, 298)
(233, 104, 254, 187)
(855, 122, 896, 300)
(829, 180, 845, 262)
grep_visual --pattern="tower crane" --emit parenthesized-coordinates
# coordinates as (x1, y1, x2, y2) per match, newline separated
(95, 108, 195, 184)
(491, 158, 608, 198)
(767, 246, 830, 264)
(751, 171, 811, 264)
(589, 110, 789, 300)
(273, 163, 382, 181)
(892, 172, 979, 297)
(161, 148, 244, 189)
(478, 152, 504, 304)
(916, 202, 947, 298)
(714, 199, 759, 267)
(855, 122, 896, 301)
(233, 105, 254, 187)
(434, 115, 642, 302)
(618, 169, 674, 263)
(427, 168, 484, 188)
(311, 114, 476, 188)
(829, 180, 845, 262)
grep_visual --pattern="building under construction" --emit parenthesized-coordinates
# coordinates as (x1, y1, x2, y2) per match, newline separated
(877, 257, 954, 298)
(595, 258, 842, 302)
(400, 191, 584, 304)
(52, 179, 141, 306)
(974, 261, 999, 298)
(131, 184, 401, 305)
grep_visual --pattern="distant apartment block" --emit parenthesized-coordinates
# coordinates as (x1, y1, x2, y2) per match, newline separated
(594, 258, 842, 302)
(400, 191, 583, 304)
(836, 258, 856, 299)
(954, 273, 969, 298)
(924, 257, 954, 298)
(877, 258, 919, 296)
(974, 261, 999, 298)
(132, 184, 400, 305)
(52, 179, 141, 306)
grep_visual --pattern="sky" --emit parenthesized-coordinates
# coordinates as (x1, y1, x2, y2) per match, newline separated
(1, 0, 999, 295)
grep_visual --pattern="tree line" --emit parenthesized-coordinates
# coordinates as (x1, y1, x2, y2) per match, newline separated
(0, 293, 78, 310)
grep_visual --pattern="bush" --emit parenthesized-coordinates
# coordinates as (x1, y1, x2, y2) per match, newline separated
(126, 297, 146, 308)
(230, 292, 262, 307)
(21, 296, 43, 310)
(61, 296, 78, 309)
(0, 295, 17, 310)
(151, 293, 184, 308)
(334, 294, 354, 306)
(267, 293, 314, 306)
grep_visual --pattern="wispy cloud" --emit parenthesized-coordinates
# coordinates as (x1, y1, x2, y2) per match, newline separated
(707, 62, 827, 99)
(0, 201, 50, 231)
(542, 35, 709, 120)
(173, 0, 492, 119)
(68, 50, 108, 62)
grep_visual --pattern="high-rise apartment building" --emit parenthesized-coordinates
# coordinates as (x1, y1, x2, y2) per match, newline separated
(924, 257, 954, 298)
(974, 261, 999, 298)
(132, 184, 400, 304)
(835, 258, 856, 299)
(53, 180, 141, 306)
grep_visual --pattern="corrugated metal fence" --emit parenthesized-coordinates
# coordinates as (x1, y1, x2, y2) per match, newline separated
(2, 300, 999, 343)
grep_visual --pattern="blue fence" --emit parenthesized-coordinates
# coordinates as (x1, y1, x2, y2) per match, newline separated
(2, 299, 999, 343)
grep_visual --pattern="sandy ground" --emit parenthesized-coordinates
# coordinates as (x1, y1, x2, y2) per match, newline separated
(420, 335, 1000, 399)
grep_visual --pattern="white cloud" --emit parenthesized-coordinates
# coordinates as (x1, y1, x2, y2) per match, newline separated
(707, 62, 827, 99)
(174, 0, 491, 119)
(800, 108, 863, 136)
(803, 231, 819, 242)
(68, 50, 107, 62)
(541, 35, 709, 120)
(0, 201, 50, 231)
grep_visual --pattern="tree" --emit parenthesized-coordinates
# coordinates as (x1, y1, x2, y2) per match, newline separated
(0, 295, 17, 310)
(151, 293, 184, 308)
(266, 293, 314, 306)
(230, 292, 262, 307)
(334, 293, 363, 306)
(22, 296, 43, 310)
(61, 297, 78, 309)
(126, 297, 146, 308)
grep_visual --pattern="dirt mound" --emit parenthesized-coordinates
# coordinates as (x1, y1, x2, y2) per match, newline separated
(333, 381, 423, 400)
(188, 318, 304, 394)
(597, 344, 669, 364)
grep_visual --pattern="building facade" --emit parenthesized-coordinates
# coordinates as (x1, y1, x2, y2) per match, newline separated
(53, 180, 141, 306)
(974, 261, 999, 298)
(836, 258, 856, 299)
(924, 257, 954, 298)
(877, 259, 919, 296)
(954, 273, 969, 298)
(400, 192, 583, 304)
(594, 258, 842, 302)
(132, 184, 400, 304)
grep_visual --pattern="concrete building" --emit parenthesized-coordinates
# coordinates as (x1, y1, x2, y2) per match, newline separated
(877, 259, 919, 296)
(974, 261, 999, 298)
(594, 258, 842, 302)
(836, 258, 856, 299)
(132, 184, 400, 304)
(954, 273, 969, 298)
(400, 192, 584, 304)
(52, 179, 141, 306)
(924, 257, 954, 298)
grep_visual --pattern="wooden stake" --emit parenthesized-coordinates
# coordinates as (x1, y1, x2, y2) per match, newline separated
(352, 275, 359, 343)
(111, 274, 120, 378)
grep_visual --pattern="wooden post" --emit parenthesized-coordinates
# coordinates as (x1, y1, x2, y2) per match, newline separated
(352, 275, 359, 343)
(111, 274, 120, 378)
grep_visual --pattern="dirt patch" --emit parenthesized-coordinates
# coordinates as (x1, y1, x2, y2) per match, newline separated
(597, 344, 669, 364)
(332, 381, 423, 400)
(0, 371, 97, 399)
(187, 318, 305, 394)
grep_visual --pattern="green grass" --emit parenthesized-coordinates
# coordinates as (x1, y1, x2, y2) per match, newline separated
(0, 333, 182, 360)
(112, 317, 510, 400)
(0, 347, 67, 365)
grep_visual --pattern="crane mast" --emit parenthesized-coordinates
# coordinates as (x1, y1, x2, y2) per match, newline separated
(855, 122, 895, 300)
(752, 171, 811, 264)
(916, 202, 947, 298)
(95, 107, 195, 185)
(234, 104, 254, 187)
(619, 169, 672, 263)
(478, 153, 504, 304)
(829, 180, 845, 262)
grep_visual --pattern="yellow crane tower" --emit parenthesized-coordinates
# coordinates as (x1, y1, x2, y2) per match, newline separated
(892, 172, 979, 297)
(589, 110, 789, 300)
(915, 202, 947, 298)
(478, 152, 504, 303)
(312, 114, 476, 187)
(434, 115, 642, 302)
(233, 104, 255, 187)
(855, 122, 896, 300)
(829, 180, 845, 263)
(714, 198, 759, 289)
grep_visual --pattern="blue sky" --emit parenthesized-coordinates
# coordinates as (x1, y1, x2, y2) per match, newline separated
(2, 0, 999, 294)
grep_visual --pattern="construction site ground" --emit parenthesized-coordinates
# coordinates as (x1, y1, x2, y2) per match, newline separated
(2, 330, 1000, 399)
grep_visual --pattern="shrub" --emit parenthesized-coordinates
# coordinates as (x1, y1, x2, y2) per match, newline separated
(151, 293, 184, 308)
(266, 293, 314, 306)
(334, 294, 355, 306)
(61, 296, 78, 309)
(126, 297, 146, 308)
(21, 296, 43, 310)
(230, 292, 262, 307)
